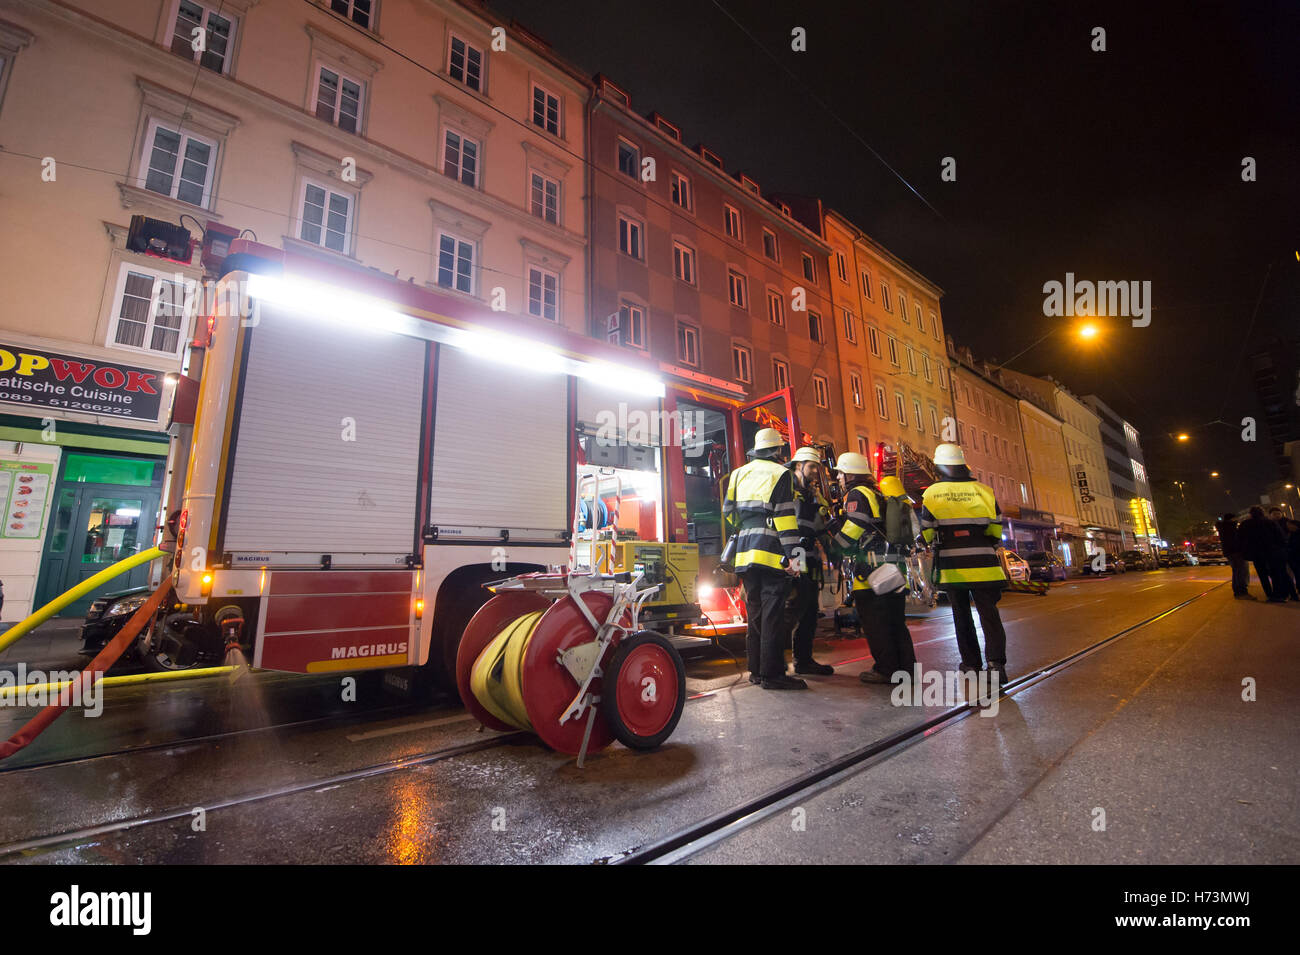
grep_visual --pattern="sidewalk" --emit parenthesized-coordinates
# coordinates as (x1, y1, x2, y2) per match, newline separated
(0, 617, 88, 674)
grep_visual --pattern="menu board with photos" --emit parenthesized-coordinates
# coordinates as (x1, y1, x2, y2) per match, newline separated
(0, 460, 54, 540)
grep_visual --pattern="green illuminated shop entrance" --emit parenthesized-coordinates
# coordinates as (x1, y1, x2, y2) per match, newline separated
(36, 452, 165, 616)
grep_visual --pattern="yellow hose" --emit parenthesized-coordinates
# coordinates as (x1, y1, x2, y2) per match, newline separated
(0, 665, 236, 704)
(0, 546, 167, 655)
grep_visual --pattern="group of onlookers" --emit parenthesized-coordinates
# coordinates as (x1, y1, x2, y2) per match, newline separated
(1217, 507, 1300, 603)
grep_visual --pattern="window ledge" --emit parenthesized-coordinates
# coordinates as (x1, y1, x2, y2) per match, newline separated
(281, 234, 360, 264)
(116, 183, 222, 229)
(422, 280, 482, 305)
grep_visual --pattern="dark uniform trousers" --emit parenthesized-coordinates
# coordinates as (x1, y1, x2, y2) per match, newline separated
(853, 587, 916, 678)
(948, 586, 1007, 669)
(786, 555, 821, 664)
(744, 566, 794, 678)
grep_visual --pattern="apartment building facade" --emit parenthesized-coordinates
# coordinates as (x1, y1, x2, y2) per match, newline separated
(0, 0, 589, 618)
(1084, 394, 1160, 553)
(586, 75, 844, 448)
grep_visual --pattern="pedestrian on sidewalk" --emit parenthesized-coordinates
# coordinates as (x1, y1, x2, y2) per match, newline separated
(785, 446, 835, 676)
(1217, 512, 1250, 598)
(831, 454, 917, 686)
(920, 444, 1011, 686)
(1239, 506, 1291, 602)
(722, 428, 807, 691)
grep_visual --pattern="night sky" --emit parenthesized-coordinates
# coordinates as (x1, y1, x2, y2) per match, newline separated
(490, 0, 1300, 506)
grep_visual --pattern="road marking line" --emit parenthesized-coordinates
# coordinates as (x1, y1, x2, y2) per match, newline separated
(347, 714, 475, 742)
(1137, 584, 1163, 592)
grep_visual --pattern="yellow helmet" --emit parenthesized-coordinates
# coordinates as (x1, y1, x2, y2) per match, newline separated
(879, 476, 907, 498)
(752, 428, 787, 452)
(933, 443, 967, 467)
(835, 451, 872, 476)
(790, 446, 822, 465)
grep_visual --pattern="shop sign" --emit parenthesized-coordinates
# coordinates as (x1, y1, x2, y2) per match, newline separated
(0, 343, 164, 422)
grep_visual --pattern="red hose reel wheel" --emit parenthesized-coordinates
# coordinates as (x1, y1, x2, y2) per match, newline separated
(600, 631, 686, 750)
(519, 591, 627, 756)
(456, 590, 550, 733)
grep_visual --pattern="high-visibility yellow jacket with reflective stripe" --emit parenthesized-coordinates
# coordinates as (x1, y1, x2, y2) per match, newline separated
(920, 479, 1008, 588)
(723, 458, 801, 573)
(832, 484, 894, 592)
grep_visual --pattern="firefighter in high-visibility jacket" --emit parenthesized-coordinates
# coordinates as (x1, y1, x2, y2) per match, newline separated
(831, 454, 918, 684)
(920, 443, 1010, 684)
(723, 428, 807, 690)
(785, 446, 835, 676)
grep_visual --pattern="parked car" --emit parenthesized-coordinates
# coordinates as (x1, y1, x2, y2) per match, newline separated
(1026, 551, 1068, 582)
(1196, 547, 1227, 565)
(1081, 550, 1126, 575)
(1185, 552, 1200, 566)
(1002, 550, 1030, 582)
(1121, 549, 1156, 571)
(80, 585, 207, 671)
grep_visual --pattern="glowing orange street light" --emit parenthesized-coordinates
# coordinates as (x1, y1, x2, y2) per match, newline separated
(1210, 471, 1219, 477)
(1078, 322, 1099, 340)
(1177, 433, 1190, 442)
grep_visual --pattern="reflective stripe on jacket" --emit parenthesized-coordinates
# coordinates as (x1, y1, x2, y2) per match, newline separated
(833, 484, 893, 592)
(723, 458, 800, 572)
(920, 479, 1007, 588)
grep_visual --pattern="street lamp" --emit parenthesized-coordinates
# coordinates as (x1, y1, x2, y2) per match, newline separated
(1176, 433, 1190, 442)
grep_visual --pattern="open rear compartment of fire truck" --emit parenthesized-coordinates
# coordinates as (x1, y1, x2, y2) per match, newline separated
(161, 242, 809, 755)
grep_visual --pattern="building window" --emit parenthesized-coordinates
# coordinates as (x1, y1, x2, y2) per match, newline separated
(930, 311, 939, 338)
(861, 270, 873, 300)
(930, 405, 940, 435)
(906, 346, 916, 376)
(857, 435, 871, 456)
(330, 0, 374, 29)
(724, 204, 741, 240)
(530, 171, 559, 223)
(899, 292, 909, 323)
(314, 65, 363, 133)
(875, 384, 888, 420)
(923, 353, 933, 382)
(527, 267, 558, 321)
(671, 171, 692, 210)
(813, 374, 830, 409)
(767, 289, 784, 327)
(436, 232, 474, 293)
(729, 343, 753, 383)
(835, 251, 848, 282)
(442, 129, 479, 186)
(880, 282, 892, 312)
(773, 359, 790, 391)
(895, 392, 907, 424)
(982, 430, 990, 453)
(677, 321, 700, 366)
(618, 213, 643, 259)
(915, 303, 924, 331)
(843, 308, 857, 344)
(887, 336, 899, 367)
(619, 301, 645, 348)
(617, 139, 639, 179)
(762, 228, 778, 261)
(728, 269, 748, 309)
(531, 84, 560, 135)
(109, 265, 190, 359)
(913, 399, 924, 431)
(673, 242, 696, 284)
(868, 325, 881, 358)
(171, 0, 236, 74)
(850, 371, 864, 408)
(937, 365, 947, 390)
(801, 252, 816, 283)
(139, 119, 216, 207)
(808, 310, 823, 343)
(299, 180, 353, 253)
(448, 34, 483, 91)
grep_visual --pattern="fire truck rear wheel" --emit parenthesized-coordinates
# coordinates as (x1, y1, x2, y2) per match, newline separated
(600, 631, 686, 751)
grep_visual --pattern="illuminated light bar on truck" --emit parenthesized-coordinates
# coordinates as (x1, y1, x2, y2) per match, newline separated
(244, 273, 665, 397)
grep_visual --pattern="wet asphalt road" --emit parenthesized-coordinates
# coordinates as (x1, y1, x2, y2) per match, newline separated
(0, 566, 1294, 864)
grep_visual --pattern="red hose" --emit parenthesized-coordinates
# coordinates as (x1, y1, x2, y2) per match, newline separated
(0, 580, 174, 760)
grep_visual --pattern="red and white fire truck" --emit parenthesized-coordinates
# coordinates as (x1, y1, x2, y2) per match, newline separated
(160, 242, 805, 693)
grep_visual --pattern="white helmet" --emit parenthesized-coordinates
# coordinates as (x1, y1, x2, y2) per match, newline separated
(934, 443, 967, 467)
(835, 451, 872, 476)
(752, 428, 787, 452)
(790, 446, 822, 465)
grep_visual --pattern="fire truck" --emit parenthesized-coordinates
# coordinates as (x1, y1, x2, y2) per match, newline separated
(158, 242, 807, 700)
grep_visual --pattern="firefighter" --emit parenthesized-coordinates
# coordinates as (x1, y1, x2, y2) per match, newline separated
(920, 443, 1010, 685)
(831, 453, 917, 685)
(786, 446, 834, 676)
(722, 428, 807, 690)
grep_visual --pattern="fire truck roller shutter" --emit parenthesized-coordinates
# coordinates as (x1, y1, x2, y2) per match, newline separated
(575, 379, 662, 451)
(429, 346, 568, 540)
(221, 304, 427, 556)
